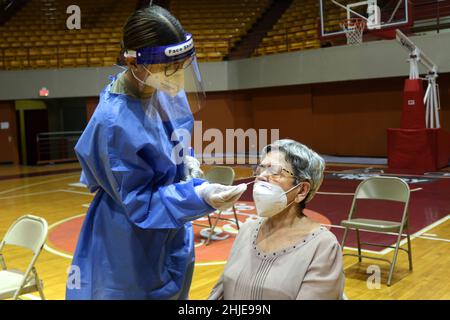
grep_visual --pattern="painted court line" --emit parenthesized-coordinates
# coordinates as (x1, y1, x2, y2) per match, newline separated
(58, 189, 94, 196)
(0, 188, 93, 200)
(416, 235, 450, 243)
(195, 261, 227, 267)
(381, 214, 450, 254)
(68, 182, 87, 188)
(22, 294, 42, 300)
(317, 188, 422, 197)
(43, 213, 87, 260)
(325, 223, 448, 240)
(0, 190, 60, 200)
(43, 244, 74, 260)
(327, 214, 450, 255)
(44, 214, 225, 263)
(316, 191, 355, 196)
(0, 174, 80, 195)
(325, 170, 450, 180)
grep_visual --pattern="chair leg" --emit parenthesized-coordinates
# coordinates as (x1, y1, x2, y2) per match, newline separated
(207, 215, 212, 229)
(387, 231, 403, 286)
(37, 281, 46, 300)
(341, 227, 349, 251)
(206, 211, 221, 246)
(204, 214, 213, 246)
(356, 229, 362, 262)
(33, 268, 46, 300)
(406, 229, 413, 271)
(232, 205, 240, 230)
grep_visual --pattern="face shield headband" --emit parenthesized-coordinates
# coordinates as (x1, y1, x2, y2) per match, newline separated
(124, 33, 195, 65)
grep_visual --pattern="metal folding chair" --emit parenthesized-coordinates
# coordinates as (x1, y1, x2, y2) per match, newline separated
(0, 215, 48, 300)
(340, 176, 413, 286)
(194, 166, 240, 245)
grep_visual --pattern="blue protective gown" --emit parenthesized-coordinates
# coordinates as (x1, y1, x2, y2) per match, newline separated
(66, 74, 214, 300)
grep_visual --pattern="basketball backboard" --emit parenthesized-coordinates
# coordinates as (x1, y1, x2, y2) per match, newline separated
(319, 0, 411, 38)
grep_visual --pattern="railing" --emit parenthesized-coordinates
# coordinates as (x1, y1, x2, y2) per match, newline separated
(0, 37, 239, 69)
(0, 42, 121, 70)
(412, 0, 450, 32)
(2, 2, 449, 68)
(251, 1, 450, 56)
(0, 0, 27, 24)
(192, 35, 237, 59)
(36, 131, 82, 165)
(245, 28, 323, 57)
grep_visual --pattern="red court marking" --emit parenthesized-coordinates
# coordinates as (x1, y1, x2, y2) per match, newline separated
(47, 201, 331, 262)
(47, 216, 84, 255)
(49, 170, 450, 257)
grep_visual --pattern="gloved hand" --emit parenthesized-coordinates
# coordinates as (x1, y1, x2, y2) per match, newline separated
(195, 183, 247, 211)
(183, 155, 204, 180)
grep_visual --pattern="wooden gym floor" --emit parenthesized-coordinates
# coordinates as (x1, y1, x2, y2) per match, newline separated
(0, 163, 449, 300)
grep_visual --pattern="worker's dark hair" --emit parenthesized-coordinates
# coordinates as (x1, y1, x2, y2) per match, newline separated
(122, 5, 185, 51)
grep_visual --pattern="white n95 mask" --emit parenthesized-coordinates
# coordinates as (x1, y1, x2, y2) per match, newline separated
(132, 67, 185, 97)
(144, 69, 185, 97)
(252, 181, 301, 218)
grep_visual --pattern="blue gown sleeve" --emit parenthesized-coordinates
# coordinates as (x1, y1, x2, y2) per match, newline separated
(104, 108, 215, 230)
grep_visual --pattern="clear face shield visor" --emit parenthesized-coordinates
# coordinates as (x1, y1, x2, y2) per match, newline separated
(124, 33, 205, 114)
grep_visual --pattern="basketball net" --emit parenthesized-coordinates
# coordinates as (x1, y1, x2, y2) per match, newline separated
(341, 18, 366, 45)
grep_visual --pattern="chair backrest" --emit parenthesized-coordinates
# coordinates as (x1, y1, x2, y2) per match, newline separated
(1, 215, 48, 254)
(347, 176, 411, 223)
(204, 166, 235, 186)
(354, 176, 410, 203)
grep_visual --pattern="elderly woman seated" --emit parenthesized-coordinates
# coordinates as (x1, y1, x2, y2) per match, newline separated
(208, 139, 345, 300)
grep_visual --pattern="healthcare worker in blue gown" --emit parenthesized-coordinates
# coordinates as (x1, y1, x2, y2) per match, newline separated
(65, 5, 247, 300)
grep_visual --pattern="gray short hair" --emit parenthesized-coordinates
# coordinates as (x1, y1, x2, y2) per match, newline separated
(262, 139, 325, 203)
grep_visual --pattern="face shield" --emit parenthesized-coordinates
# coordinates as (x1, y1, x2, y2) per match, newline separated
(124, 33, 205, 114)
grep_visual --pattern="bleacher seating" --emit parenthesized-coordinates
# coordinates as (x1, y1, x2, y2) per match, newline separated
(0, 0, 133, 70)
(255, 0, 323, 56)
(3, 0, 440, 69)
(0, 0, 271, 70)
(170, 0, 271, 62)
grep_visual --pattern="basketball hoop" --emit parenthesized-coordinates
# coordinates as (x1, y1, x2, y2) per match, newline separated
(341, 18, 366, 45)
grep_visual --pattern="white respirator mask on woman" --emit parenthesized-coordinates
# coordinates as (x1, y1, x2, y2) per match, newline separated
(252, 181, 303, 218)
(132, 67, 185, 97)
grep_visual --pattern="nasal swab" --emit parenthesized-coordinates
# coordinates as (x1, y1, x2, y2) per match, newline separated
(245, 178, 257, 185)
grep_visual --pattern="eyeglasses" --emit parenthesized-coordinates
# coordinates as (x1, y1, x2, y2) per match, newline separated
(164, 56, 194, 77)
(253, 164, 296, 179)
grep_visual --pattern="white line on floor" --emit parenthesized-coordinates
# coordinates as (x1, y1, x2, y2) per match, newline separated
(317, 188, 422, 197)
(195, 261, 227, 267)
(22, 294, 42, 300)
(0, 188, 93, 200)
(43, 244, 74, 260)
(58, 189, 94, 196)
(316, 191, 355, 196)
(327, 215, 450, 255)
(422, 233, 438, 237)
(0, 174, 80, 195)
(68, 182, 87, 188)
(0, 190, 60, 200)
(416, 235, 450, 242)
